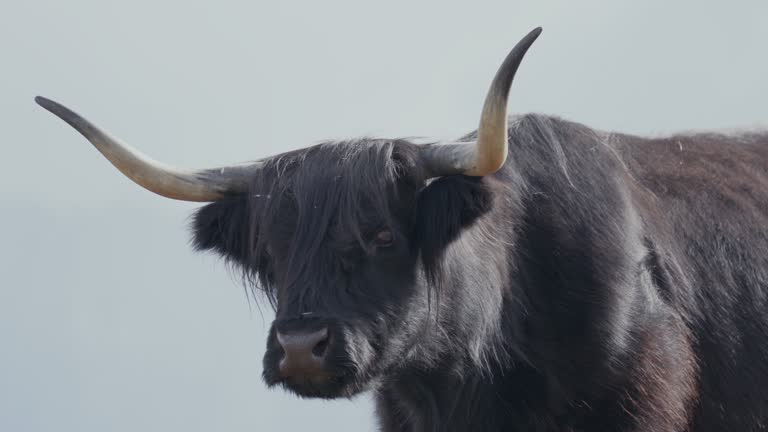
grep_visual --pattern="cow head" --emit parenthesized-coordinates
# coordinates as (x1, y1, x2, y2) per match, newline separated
(36, 28, 541, 398)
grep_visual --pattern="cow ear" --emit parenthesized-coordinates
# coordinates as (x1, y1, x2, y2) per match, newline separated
(415, 176, 494, 271)
(191, 196, 251, 266)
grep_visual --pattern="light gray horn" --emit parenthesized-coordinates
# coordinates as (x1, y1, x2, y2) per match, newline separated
(421, 27, 542, 177)
(35, 96, 261, 202)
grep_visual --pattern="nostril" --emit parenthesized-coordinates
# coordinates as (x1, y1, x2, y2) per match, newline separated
(276, 327, 330, 361)
(312, 335, 329, 357)
(275, 326, 331, 379)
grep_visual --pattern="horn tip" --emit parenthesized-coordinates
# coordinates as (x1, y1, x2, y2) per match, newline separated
(35, 95, 60, 112)
(528, 27, 543, 40)
(34, 96, 81, 126)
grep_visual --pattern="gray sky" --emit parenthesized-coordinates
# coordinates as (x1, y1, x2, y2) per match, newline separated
(1, 1, 766, 431)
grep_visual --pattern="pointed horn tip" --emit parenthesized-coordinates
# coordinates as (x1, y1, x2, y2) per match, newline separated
(35, 96, 68, 117)
(513, 27, 542, 49)
(522, 27, 543, 45)
(35, 95, 55, 109)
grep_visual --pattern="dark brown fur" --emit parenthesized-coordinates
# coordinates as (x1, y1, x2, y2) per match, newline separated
(192, 114, 768, 431)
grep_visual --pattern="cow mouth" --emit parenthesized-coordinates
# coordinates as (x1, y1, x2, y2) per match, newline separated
(266, 371, 362, 399)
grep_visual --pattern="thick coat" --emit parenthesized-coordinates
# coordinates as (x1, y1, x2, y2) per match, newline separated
(192, 114, 768, 431)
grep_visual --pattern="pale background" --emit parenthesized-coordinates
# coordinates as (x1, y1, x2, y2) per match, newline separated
(1, 1, 766, 431)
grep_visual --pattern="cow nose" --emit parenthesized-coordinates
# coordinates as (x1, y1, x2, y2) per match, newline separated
(276, 327, 330, 377)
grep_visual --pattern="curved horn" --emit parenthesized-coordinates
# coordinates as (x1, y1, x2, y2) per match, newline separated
(35, 96, 261, 202)
(421, 27, 542, 177)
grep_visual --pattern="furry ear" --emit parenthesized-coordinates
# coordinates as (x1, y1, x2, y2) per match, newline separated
(191, 196, 251, 267)
(415, 176, 494, 280)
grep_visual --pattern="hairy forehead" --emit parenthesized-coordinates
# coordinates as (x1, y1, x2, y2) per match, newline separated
(262, 138, 422, 195)
(250, 138, 423, 242)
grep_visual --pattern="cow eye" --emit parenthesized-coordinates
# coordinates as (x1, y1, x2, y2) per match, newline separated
(373, 230, 394, 247)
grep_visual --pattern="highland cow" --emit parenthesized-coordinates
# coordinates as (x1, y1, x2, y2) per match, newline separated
(36, 28, 768, 431)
